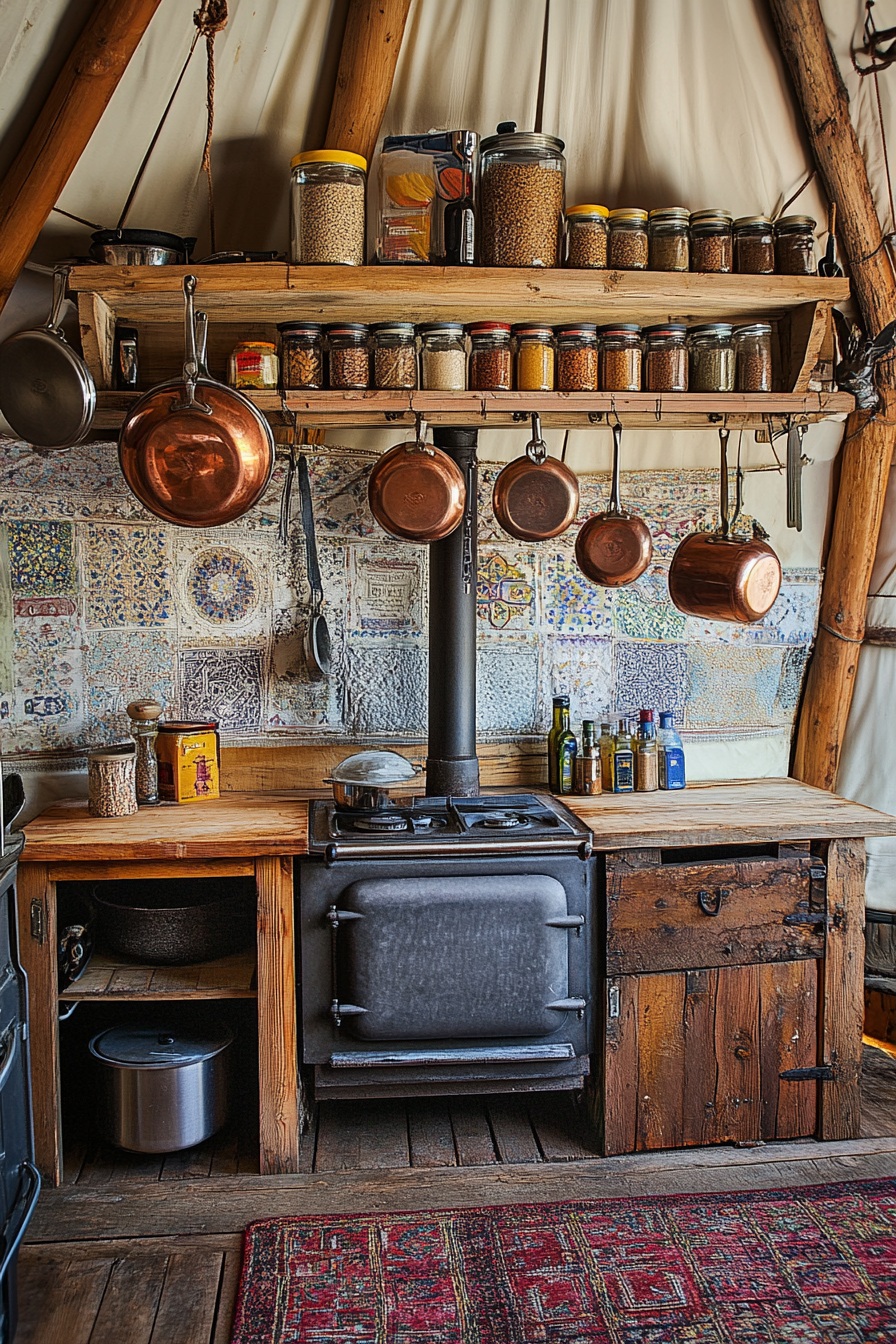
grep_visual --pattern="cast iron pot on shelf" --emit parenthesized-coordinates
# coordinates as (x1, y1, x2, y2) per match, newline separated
(92, 877, 256, 965)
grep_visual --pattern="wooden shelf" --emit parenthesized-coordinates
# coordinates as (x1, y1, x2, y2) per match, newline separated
(58, 947, 257, 1001)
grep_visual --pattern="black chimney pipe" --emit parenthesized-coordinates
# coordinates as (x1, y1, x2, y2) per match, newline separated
(426, 428, 480, 796)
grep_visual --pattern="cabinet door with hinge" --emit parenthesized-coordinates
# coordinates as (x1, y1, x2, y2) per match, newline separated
(598, 960, 818, 1155)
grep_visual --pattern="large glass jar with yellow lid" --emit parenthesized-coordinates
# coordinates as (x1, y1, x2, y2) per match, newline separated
(607, 209, 649, 269)
(289, 150, 367, 265)
(565, 205, 608, 268)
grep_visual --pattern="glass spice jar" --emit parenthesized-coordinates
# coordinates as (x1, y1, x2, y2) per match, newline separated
(774, 215, 817, 275)
(372, 323, 418, 389)
(565, 205, 609, 268)
(556, 324, 598, 390)
(420, 323, 467, 390)
(690, 209, 733, 273)
(479, 123, 566, 268)
(689, 323, 735, 392)
(468, 322, 512, 390)
(228, 340, 279, 390)
(289, 150, 367, 265)
(513, 325, 555, 390)
(644, 324, 688, 392)
(733, 322, 773, 392)
(326, 323, 369, 389)
(278, 321, 324, 390)
(607, 209, 649, 269)
(648, 208, 690, 272)
(734, 216, 775, 274)
(598, 325, 643, 391)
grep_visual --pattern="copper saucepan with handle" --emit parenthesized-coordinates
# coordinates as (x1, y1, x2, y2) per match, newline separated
(492, 414, 579, 541)
(575, 420, 653, 587)
(668, 427, 782, 624)
(367, 415, 465, 542)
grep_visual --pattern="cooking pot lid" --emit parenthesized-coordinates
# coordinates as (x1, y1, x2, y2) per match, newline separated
(90, 1025, 233, 1067)
(91, 228, 195, 251)
(329, 749, 418, 786)
(0, 327, 96, 448)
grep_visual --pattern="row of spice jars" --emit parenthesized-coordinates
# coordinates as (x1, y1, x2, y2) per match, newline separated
(231, 322, 467, 392)
(566, 208, 817, 274)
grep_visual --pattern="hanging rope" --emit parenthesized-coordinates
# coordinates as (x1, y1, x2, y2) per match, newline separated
(194, 0, 228, 254)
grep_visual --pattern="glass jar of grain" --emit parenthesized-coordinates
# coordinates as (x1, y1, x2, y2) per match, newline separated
(372, 323, 418, 390)
(556, 324, 598, 391)
(565, 205, 609, 268)
(479, 123, 566, 268)
(733, 322, 773, 392)
(420, 323, 467, 390)
(689, 323, 735, 392)
(468, 322, 512, 390)
(278, 322, 324, 390)
(326, 324, 369, 389)
(644, 324, 688, 392)
(734, 216, 775, 274)
(774, 215, 817, 275)
(513, 325, 555, 391)
(599, 325, 643, 391)
(607, 210, 649, 269)
(648, 208, 690, 271)
(228, 341, 279, 390)
(690, 210, 733, 273)
(290, 150, 367, 265)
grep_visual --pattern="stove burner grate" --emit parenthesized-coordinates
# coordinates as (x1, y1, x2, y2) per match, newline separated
(479, 812, 528, 830)
(350, 813, 409, 834)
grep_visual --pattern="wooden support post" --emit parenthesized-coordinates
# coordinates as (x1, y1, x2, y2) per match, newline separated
(255, 855, 304, 1174)
(324, 0, 413, 162)
(0, 0, 162, 315)
(16, 865, 61, 1185)
(818, 839, 865, 1139)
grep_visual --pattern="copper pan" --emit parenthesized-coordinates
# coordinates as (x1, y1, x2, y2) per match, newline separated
(118, 276, 273, 528)
(669, 427, 781, 623)
(493, 414, 579, 541)
(368, 416, 465, 542)
(575, 421, 653, 587)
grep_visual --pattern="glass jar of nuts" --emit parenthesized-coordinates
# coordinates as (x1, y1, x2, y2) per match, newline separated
(599, 325, 643, 391)
(774, 215, 817, 275)
(565, 205, 609, 268)
(372, 323, 418, 389)
(290, 150, 367, 265)
(468, 322, 512, 390)
(690, 210, 734, 273)
(733, 322, 773, 392)
(556, 324, 598, 390)
(734, 216, 775, 274)
(278, 322, 324, 390)
(479, 123, 566, 268)
(648, 208, 690, 271)
(326, 324, 369, 389)
(607, 209, 649, 269)
(689, 323, 735, 392)
(644, 324, 688, 392)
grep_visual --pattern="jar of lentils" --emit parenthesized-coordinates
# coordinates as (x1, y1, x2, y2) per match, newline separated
(228, 340, 279, 390)
(734, 216, 775, 274)
(565, 205, 609, 268)
(469, 322, 512, 390)
(648, 208, 690, 271)
(774, 215, 817, 275)
(514, 325, 555, 391)
(607, 209, 649, 269)
(733, 322, 773, 392)
(480, 124, 566, 268)
(420, 323, 467, 390)
(690, 209, 733, 273)
(644, 324, 688, 392)
(326, 323, 369, 389)
(372, 323, 418, 390)
(278, 322, 324, 390)
(599, 325, 643, 391)
(556, 324, 598, 391)
(689, 323, 735, 392)
(290, 150, 367, 266)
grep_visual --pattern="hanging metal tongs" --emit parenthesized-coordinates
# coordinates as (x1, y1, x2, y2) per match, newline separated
(786, 417, 805, 532)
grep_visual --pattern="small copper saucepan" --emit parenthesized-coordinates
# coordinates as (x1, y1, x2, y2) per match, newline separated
(575, 421, 653, 587)
(367, 416, 465, 542)
(668, 427, 782, 624)
(492, 414, 579, 542)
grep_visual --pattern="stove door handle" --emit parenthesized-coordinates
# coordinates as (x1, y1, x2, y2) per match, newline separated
(545, 915, 585, 932)
(546, 997, 588, 1014)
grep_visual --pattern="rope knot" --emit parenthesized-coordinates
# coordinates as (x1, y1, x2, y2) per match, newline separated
(194, 0, 227, 40)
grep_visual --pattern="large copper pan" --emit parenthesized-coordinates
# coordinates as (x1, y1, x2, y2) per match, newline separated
(118, 276, 273, 527)
(575, 421, 653, 587)
(492, 415, 579, 542)
(368, 418, 465, 542)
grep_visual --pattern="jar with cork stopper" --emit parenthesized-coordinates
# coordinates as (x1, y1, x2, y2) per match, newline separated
(127, 699, 163, 805)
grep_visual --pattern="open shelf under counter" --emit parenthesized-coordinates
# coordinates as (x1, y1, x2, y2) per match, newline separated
(58, 946, 258, 1001)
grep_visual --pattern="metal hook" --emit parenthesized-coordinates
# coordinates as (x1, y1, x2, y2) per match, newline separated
(654, 398, 662, 422)
(609, 399, 621, 429)
(526, 412, 547, 464)
(412, 412, 430, 452)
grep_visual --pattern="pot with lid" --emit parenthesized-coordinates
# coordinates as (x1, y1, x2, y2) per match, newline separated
(325, 750, 421, 810)
(90, 228, 196, 266)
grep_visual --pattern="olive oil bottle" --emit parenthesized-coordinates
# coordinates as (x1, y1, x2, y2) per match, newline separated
(548, 695, 575, 793)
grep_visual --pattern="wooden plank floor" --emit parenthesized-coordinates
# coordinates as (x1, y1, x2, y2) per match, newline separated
(19, 1043, 896, 1344)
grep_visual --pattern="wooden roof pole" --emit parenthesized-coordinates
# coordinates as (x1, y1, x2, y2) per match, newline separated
(769, 0, 896, 791)
(324, 0, 413, 163)
(0, 0, 162, 316)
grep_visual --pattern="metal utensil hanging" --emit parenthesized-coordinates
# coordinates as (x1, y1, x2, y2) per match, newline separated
(297, 453, 332, 681)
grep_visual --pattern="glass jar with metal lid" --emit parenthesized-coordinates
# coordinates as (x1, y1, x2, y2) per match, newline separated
(372, 323, 418, 389)
(689, 323, 735, 392)
(644, 325, 688, 392)
(733, 322, 773, 391)
(648, 208, 690, 272)
(290, 150, 367, 265)
(607, 210, 649, 269)
(468, 322, 512, 390)
(565, 205, 609, 268)
(513, 325, 555, 391)
(479, 122, 566, 268)
(556, 324, 598, 391)
(326, 323, 369, 389)
(734, 216, 775, 274)
(228, 340, 279, 390)
(690, 210, 733, 272)
(774, 215, 817, 275)
(278, 322, 324, 390)
(420, 323, 467, 390)
(599, 325, 643, 391)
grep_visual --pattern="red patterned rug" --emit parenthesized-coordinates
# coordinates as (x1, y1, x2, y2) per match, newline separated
(230, 1177, 896, 1342)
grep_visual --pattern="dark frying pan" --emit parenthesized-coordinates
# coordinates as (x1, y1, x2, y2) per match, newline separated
(575, 421, 653, 587)
(492, 413, 579, 541)
(297, 452, 331, 679)
(0, 266, 96, 449)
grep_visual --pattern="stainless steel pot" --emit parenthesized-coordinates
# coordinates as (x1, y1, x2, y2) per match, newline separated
(89, 228, 196, 266)
(325, 749, 421, 810)
(89, 1025, 232, 1153)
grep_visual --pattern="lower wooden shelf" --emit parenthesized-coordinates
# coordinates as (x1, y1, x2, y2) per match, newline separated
(58, 947, 258, 1001)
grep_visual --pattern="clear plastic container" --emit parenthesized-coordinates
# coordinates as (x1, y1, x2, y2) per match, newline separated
(689, 323, 735, 392)
(774, 215, 817, 276)
(607, 209, 649, 269)
(228, 341, 279, 390)
(556, 324, 598, 391)
(733, 322, 773, 392)
(599, 325, 643, 391)
(420, 323, 467, 390)
(690, 210, 733, 273)
(290, 150, 366, 265)
(480, 123, 566, 268)
(468, 322, 512, 390)
(644, 324, 688, 392)
(565, 206, 608, 268)
(376, 131, 477, 265)
(372, 323, 418, 389)
(734, 216, 775, 274)
(513, 325, 555, 390)
(278, 322, 323, 390)
(326, 324, 369, 389)
(648, 208, 690, 272)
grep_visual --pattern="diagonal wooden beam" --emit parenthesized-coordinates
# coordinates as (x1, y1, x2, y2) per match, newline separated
(324, 0, 413, 163)
(0, 0, 163, 316)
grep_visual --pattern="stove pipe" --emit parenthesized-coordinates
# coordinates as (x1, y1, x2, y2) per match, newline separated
(426, 428, 480, 796)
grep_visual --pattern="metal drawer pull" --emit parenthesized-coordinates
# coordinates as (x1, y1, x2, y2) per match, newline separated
(697, 888, 724, 916)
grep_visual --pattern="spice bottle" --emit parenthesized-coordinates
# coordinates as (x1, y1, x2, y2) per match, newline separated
(658, 711, 687, 790)
(612, 720, 634, 793)
(774, 215, 817, 275)
(468, 322, 513, 390)
(644, 324, 688, 393)
(419, 323, 467, 390)
(635, 709, 659, 792)
(734, 216, 775, 274)
(278, 322, 324, 390)
(607, 209, 649, 269)
(228, 341, 279, 390)
(514, 325, 555, 391)
(599, 721, 615, 791)
(565, 206, 609, 268)
(575, 719, 602, 795)
(648, 208, 690, 272)
(556, 324, 598, 391)
(372, 323, 417, 390)
(599, 325, 643, 392)
(480, 123, 566, 268)
(290, 149, 367, 265)
(126, 698, 162, 805)
(326, 324, 369, 389)
(688, 323, 735, 392)
(689, 210, 733, 273)
(733, 322, 773, 392)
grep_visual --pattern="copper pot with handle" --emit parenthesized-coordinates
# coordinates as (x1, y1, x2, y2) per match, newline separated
(668, 427, 782, 624)
(574, 420, 653, 587)
(492, 414, 579, 541)
(367, 415, 465, 542)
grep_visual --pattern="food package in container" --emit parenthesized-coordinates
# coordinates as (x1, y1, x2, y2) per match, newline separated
(155, 721, 220, 803)
(376, 131, 477, 265)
